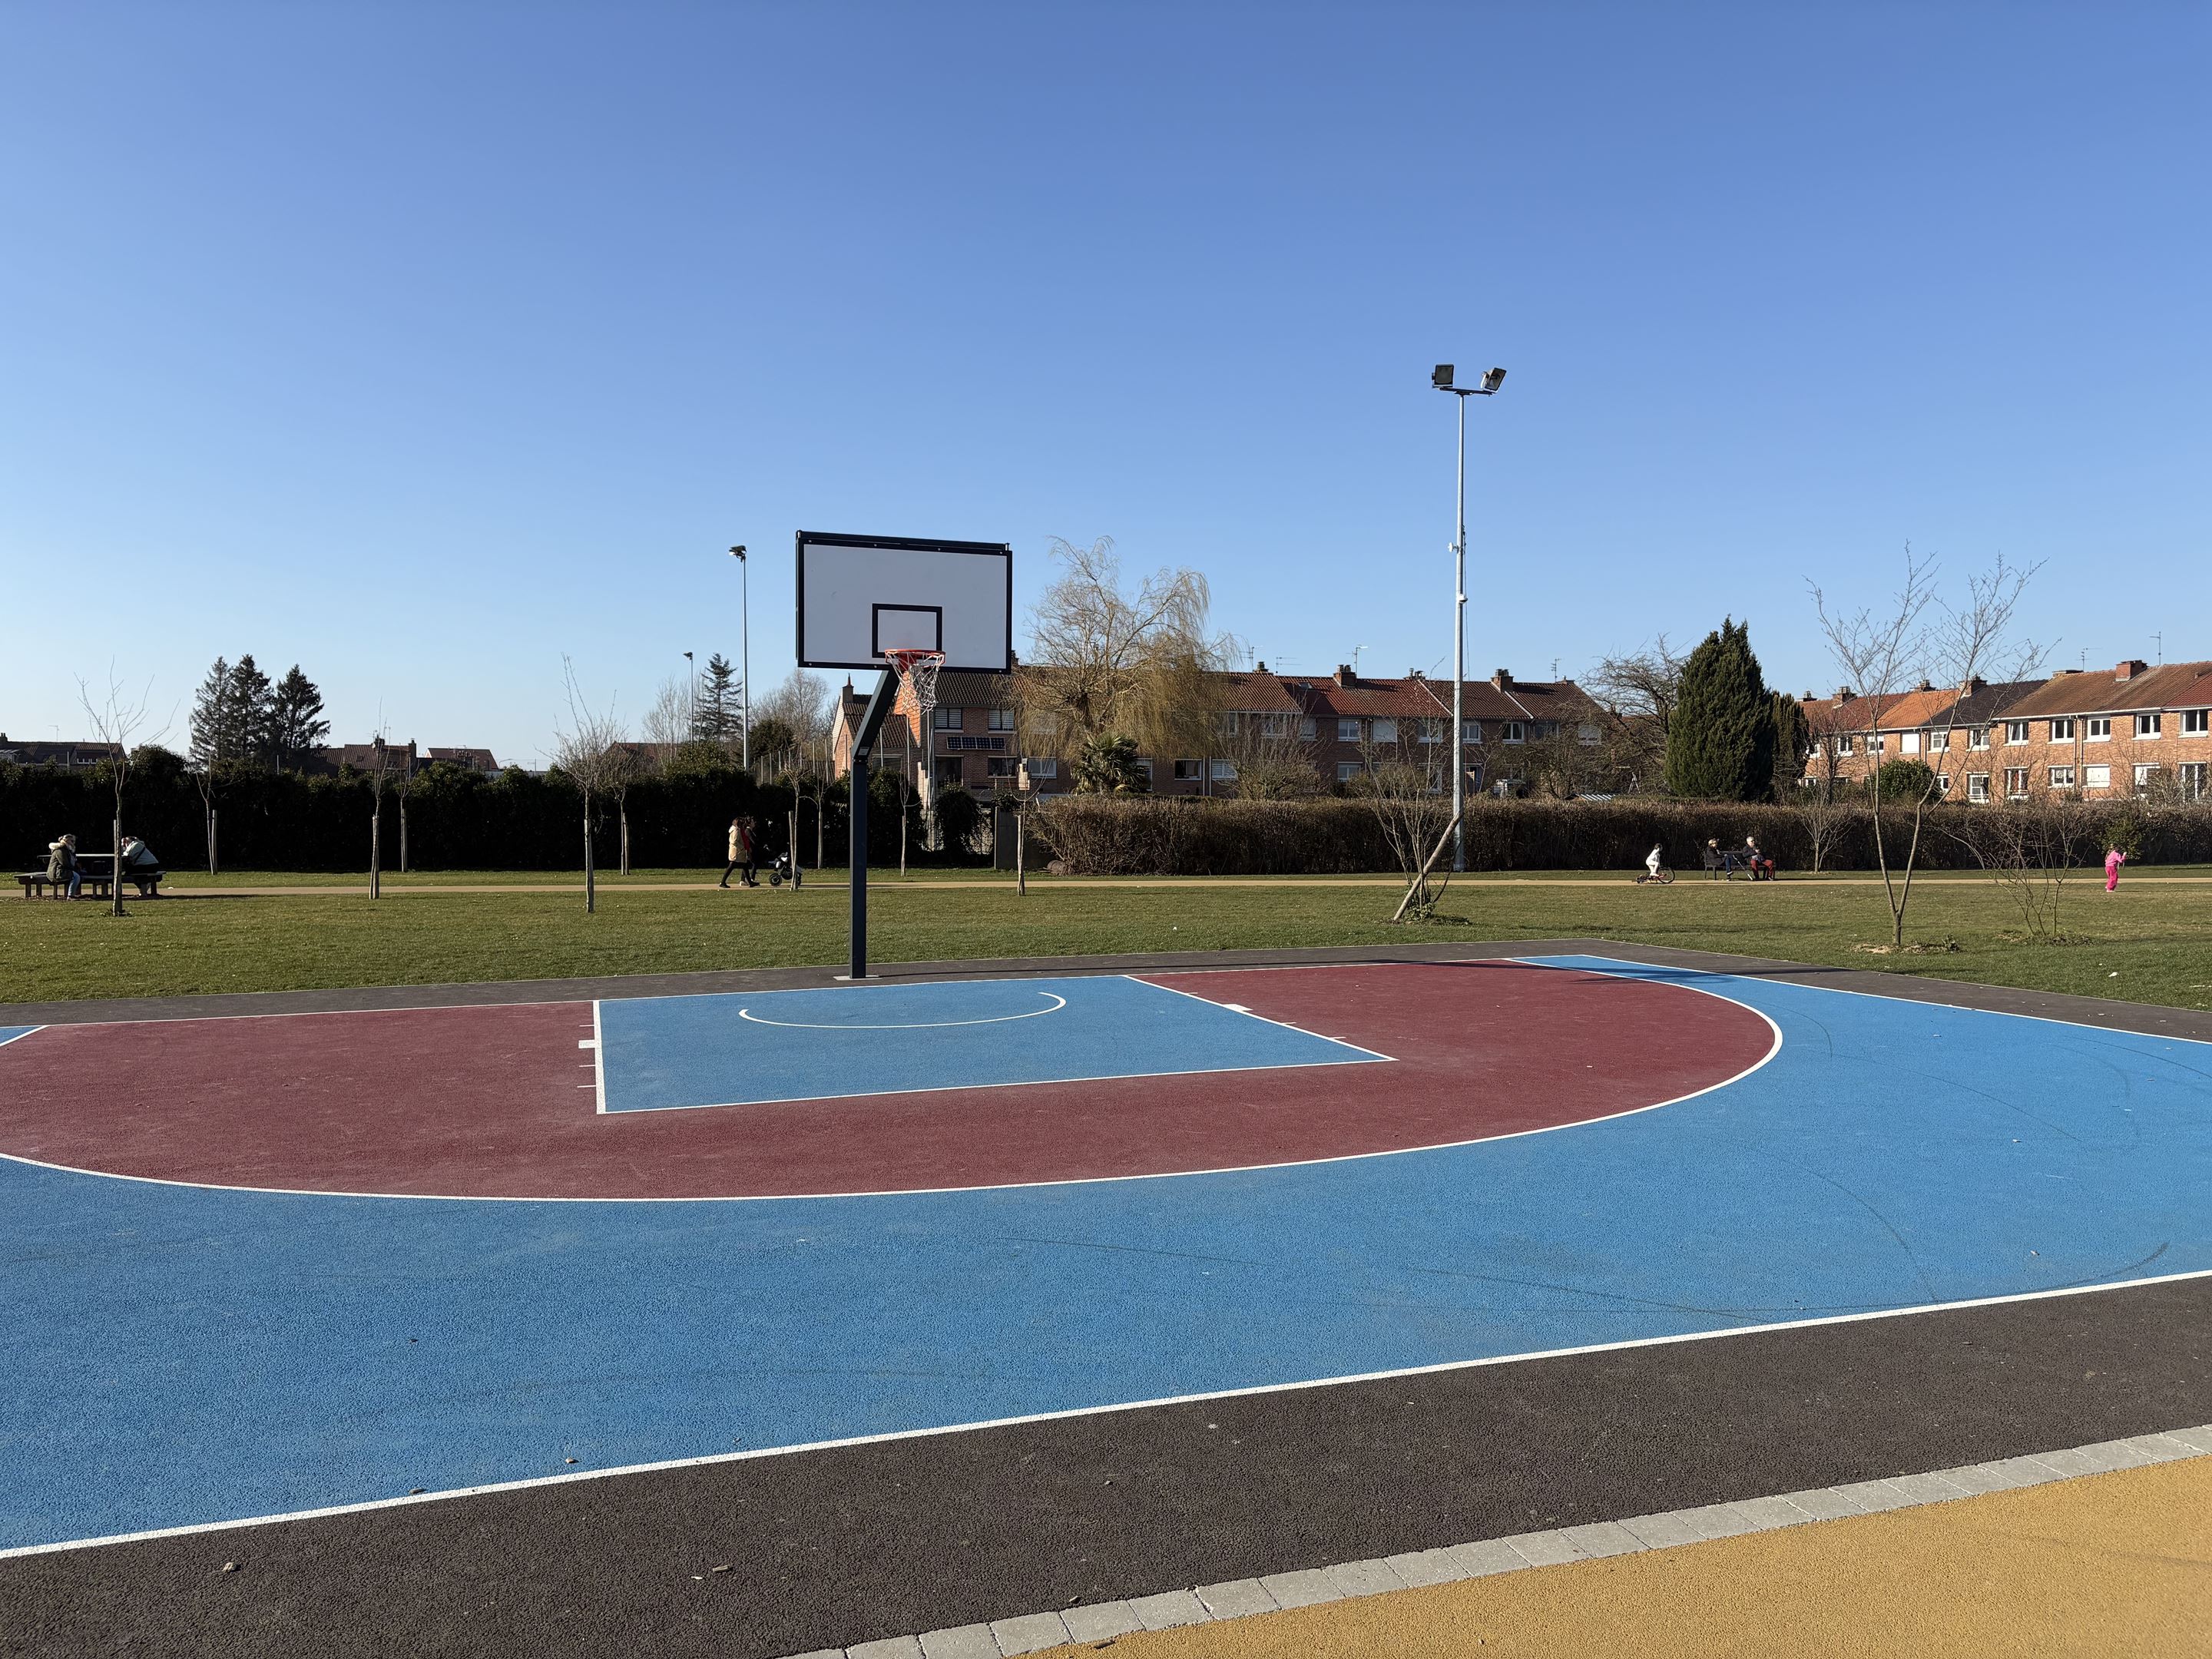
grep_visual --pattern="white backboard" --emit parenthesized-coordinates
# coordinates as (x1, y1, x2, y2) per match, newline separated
(796, 532, 1014, 674)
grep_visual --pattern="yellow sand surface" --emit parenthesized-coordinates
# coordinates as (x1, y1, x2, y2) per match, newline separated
(1041, 1458, 2212, 1657)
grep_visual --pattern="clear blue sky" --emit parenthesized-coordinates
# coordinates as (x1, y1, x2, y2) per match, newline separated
(3, 3, 2205, 763)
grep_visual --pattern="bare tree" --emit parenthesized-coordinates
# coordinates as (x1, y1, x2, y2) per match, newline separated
(1015, 536, 1240, 764)
(395, 743, 416, 873)
(1959, 780, 2101, 943)
(551, 660, 627, 913)
(1811, 549, 2041, 946)
(1583, 637, 1684, 792)
(642, 675, 690, 756)
(364, 731, 396, 899)
(1356, 726, 1457, 920)
(1216, 707, 1321, 800)
(607, 740, 646, 875)
(77, 671, 164, 918)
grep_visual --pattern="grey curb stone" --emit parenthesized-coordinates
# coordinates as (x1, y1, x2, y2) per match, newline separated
(786, 1424, 2212, 1659)
(1060, 1602, 1142, 1642)
(1195, 1579, 1279, 1618)
(1558, 1520, 1646, 1558)
(1257, 1567, 1342, 1608)
(1322, 1558, 1406, 1598)
(1502, 1529, 1585, 1567)
(988, 1611, 1072, 1654)
(917, 1628, 1000, 1659)
(1128, 1589, 1210, 1630)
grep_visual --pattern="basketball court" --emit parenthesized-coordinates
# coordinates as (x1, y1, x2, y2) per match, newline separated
(4, 535, 2210, 1654)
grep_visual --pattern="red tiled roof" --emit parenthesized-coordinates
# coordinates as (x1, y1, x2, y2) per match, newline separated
(2002, 661, 2212, 718)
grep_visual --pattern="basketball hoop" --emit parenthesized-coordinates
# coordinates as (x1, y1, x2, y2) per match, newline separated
(884, 647, 945, 728)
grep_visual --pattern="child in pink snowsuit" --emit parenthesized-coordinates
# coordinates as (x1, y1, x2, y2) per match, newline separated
(2104, 847, 2126, 892)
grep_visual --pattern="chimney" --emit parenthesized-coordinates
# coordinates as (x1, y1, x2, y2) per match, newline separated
(1254, 661, 1267, 674)
(1491, 669, 1513, 690)
(1968, 676, 1986, 693)
(1835, 686, 1854, 701)
(2115, 659, 2147, 680)
(1916, 678, 1932, 692)
(1335, 664, 1356, 686)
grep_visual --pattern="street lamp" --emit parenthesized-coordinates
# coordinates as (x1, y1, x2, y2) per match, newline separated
(682, 650, 694, 737)
(729, 545, 750, 768)
(1431, 363, 1506, 871)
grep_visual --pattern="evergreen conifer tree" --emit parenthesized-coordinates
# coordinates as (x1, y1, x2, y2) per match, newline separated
(188, 657, 236, 770)
(227, 655, 276, 767)
(1663, 618, 1777, 800)
(268, 666, 330, 770)
(693, 652, 742, 743)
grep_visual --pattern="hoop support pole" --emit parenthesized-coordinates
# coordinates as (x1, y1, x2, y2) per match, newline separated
(846, 667, 899, 979)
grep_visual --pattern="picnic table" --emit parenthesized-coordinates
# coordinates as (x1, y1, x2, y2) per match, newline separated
(17, 852, 165, 899)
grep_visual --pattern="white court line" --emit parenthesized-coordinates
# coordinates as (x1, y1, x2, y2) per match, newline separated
(0, 969, 1773, 1200)
(591, 1001, 607, 1114)
(0, 1026, 44, 1050)
(8, 1259, 2209, 1562)
(1131, 975, 1397, 1062)
(736, 992, 1068, 1030)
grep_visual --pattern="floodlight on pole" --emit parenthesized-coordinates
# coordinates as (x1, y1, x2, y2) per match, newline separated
(729, 546, 750, 768)
(1432, 363, 1507, 872)
(683, 650, 694, 737)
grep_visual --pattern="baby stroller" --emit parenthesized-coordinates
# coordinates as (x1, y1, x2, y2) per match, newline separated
(766, 850, 802, 888)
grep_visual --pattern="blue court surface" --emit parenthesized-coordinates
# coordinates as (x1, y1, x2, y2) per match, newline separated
(3, 956, 2210, 1554)
(594, 974, 1386, 1111)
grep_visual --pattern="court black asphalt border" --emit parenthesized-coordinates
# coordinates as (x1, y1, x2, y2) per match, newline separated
(7, 937, 2212, 1041)
(6, 944, 2212, 1658)
(5, 1277, 2210, 1659)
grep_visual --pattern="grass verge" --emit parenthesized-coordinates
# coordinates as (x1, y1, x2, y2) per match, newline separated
(5, 870, 2209, 1009)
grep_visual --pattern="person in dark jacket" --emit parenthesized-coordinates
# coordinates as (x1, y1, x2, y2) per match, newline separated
(719, 816, 759, 889)
(46, 834, 81, 899)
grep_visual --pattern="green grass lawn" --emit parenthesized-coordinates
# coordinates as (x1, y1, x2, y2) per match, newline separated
(6, 869, 2209, 1010)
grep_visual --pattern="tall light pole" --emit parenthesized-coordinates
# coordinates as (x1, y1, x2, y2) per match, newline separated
(1431, 363, 1505, 871)
(729, 545, 750, 768)
(683, 651, 694, 737)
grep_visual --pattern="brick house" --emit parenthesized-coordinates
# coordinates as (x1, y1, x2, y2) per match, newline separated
(1803, 658, 2212, 802)
(830, 664, 1603, 798)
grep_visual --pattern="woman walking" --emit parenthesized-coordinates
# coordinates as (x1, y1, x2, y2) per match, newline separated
(719, 816, 759, 889)
(2104, 845, 2126, 893)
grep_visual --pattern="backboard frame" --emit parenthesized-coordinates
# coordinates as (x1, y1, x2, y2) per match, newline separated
(795, 531, 1014, 675)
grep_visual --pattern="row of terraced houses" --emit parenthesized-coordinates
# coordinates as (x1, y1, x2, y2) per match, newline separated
(833, 663, 1605, 797)
(1804, 659, 2212, 803)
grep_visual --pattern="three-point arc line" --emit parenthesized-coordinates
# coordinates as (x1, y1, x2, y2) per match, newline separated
(733, 992, 1070, 1031)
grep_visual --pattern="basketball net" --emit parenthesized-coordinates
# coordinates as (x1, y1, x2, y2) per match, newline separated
(884, 648, 945, 729)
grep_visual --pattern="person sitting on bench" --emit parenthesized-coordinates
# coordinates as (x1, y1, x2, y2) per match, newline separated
(1743, 836, 1775, 880)
(121, 834, 162, 896)
(1701, 837, 1738, 877)
(46, 834, 81, 899)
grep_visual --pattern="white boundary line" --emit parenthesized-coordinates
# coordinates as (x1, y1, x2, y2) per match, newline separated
(0, 969, 1773, 1201)
(0, 1025, 43, 1050)
(1134, 974, 1397, 1061)
(8, 1260, 2210, 1562)
(736, 992, 1069, 1030)
(590, 1000, 607, 1114)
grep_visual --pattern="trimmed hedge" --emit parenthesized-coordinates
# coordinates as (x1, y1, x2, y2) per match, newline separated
(0, 753, 988, 873)
(1030, 795, 2212, 876)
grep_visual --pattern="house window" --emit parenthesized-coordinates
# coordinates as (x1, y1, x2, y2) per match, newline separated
(1336, 760, 1363, 783)
(2005, 720, 2030, 743)
(2182, 709, 2210, 736)
(933, 707, 965, 730)
(2181, 762, 2208, 800)
(988, 708, 1017, 732)
(1172, 760, 1202, 780)
(1578, 722, 1602, 746)
(1935, 773, 1951, 795)
(1500, 721, 1525, 743)
(1259, 712, 1290, 738)
(1336, 718, 1362, 743)
(1299, 717, 1317, 740)
(2134, 763, 2160, 792)
(1418, 719, 1445, 743)
(2048, 766, 2076, 789)
(2049, 718, 2075, 741)
(2135, 713, 2162, 739)
(1967, 773, 1989, 803)
(1029, 758, 1058, 780)
(1838, 734, 1855, 755)
(1210, 760, 1235, 780)
(1462, 720, 1482, 743)
(1535, 721, 1559, 740)
(985, 756, 1016, 777)
(2086, 717, 2111, 741)
(1969, 727, 1989, 750)
(2005, 767, 2029, 799)
(2083, 764, 2111, 790)
(1925, 730, 1945, 752)
(1370, 718, 1399, 743)
(1870, 733, 1886, 753)
(1134, 760, 1154, 782)
(1902, 732, 1921, 754)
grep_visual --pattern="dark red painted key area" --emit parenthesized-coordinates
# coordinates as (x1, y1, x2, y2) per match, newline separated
(0, 962, 1773, 1199)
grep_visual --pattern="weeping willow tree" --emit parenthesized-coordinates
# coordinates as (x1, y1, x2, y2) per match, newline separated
(1015, 536, 1240, 782)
